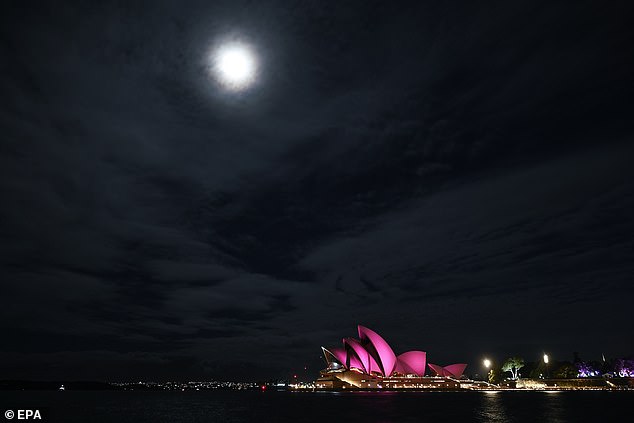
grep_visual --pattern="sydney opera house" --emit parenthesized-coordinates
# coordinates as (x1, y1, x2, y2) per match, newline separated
(316, 325, 468, 390)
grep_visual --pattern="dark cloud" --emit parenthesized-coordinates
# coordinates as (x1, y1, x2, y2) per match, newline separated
(1, 0, 633, 380)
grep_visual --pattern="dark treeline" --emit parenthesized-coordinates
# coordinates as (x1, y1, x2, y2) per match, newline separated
(484, 353, 634, 383)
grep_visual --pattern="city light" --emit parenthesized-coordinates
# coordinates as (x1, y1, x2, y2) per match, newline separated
(543, 354, 549, 364)
(483, 359, 491, 368)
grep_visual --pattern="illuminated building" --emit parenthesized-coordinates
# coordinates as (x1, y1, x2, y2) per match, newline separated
(315, 325, 468, 390)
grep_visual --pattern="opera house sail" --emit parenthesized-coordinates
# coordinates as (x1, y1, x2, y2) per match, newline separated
(316, 325, 468, 390)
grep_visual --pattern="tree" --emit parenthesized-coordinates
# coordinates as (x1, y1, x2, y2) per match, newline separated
(554, 362, 576, 379)
(528, 361, 546, 379)
(614, 359, 634, 377)
(502, 357, 525, 380)
(488, 365, 502, 384)
(576, 361, 599, 378)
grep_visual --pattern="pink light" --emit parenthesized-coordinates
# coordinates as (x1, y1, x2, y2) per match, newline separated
(330, 347, 348, 367)
(344, 337, 372, 374)
(358, 325, 397, 376)
(428, 363, 467, 378)
(444, 363, 467, 379)
(428, 363, 444, 376)
(349, 356, 366, 372)
(396, 351, 427, 376)
(322, 325, 467, 381)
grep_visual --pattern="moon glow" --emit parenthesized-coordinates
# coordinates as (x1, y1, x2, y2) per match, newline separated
(212, 43, 257, 91)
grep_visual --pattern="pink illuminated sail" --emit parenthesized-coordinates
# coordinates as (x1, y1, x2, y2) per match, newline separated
(330, 347, 347, 366)
(428, 363, 467, 378)
(349, 356, 366, 371)
(321, 325, 463, 379)
(444, 363, 467, 379)
(358, 325, 397, 376)
(396, 351, 427, 376)
(344, 338, 371, 373)
(428, 363, 444, 376)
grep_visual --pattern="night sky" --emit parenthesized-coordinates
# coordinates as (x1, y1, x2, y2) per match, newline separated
(1, 1, 633, 381)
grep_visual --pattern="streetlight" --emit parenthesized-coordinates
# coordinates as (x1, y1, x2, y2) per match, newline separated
(483, 358, 492, 383)
(543, 354, 549, 379)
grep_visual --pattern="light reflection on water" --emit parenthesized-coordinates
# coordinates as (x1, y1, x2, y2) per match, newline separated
(477, 390, 570, 423)
(541, 391, 566, 423)
(1, 389, 631, 422)
(478, 391, 510, 423)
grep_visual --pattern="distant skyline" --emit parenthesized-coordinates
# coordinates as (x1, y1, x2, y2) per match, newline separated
(1, 0, 633, 381)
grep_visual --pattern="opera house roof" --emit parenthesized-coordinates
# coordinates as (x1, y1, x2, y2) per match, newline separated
(322, 325, 466, 378)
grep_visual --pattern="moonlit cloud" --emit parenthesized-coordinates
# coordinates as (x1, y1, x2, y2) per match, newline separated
(0, 0, 633, 380)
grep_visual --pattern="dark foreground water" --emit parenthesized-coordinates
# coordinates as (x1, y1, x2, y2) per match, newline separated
(1, 390, 631, 422)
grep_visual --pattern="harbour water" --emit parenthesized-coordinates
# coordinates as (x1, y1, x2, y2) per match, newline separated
(1, 390, 631, 422)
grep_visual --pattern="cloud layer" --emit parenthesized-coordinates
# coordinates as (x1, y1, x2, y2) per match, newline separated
(1, 0, 633, 379)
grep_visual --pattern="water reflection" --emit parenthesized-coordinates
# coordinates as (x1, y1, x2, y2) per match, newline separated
(477, 391, 509, 423)
(3, 389, 631, 423)
(541, 392, 565, 423)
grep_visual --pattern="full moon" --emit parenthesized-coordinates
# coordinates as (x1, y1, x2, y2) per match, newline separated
(212, 43, 257, 91)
